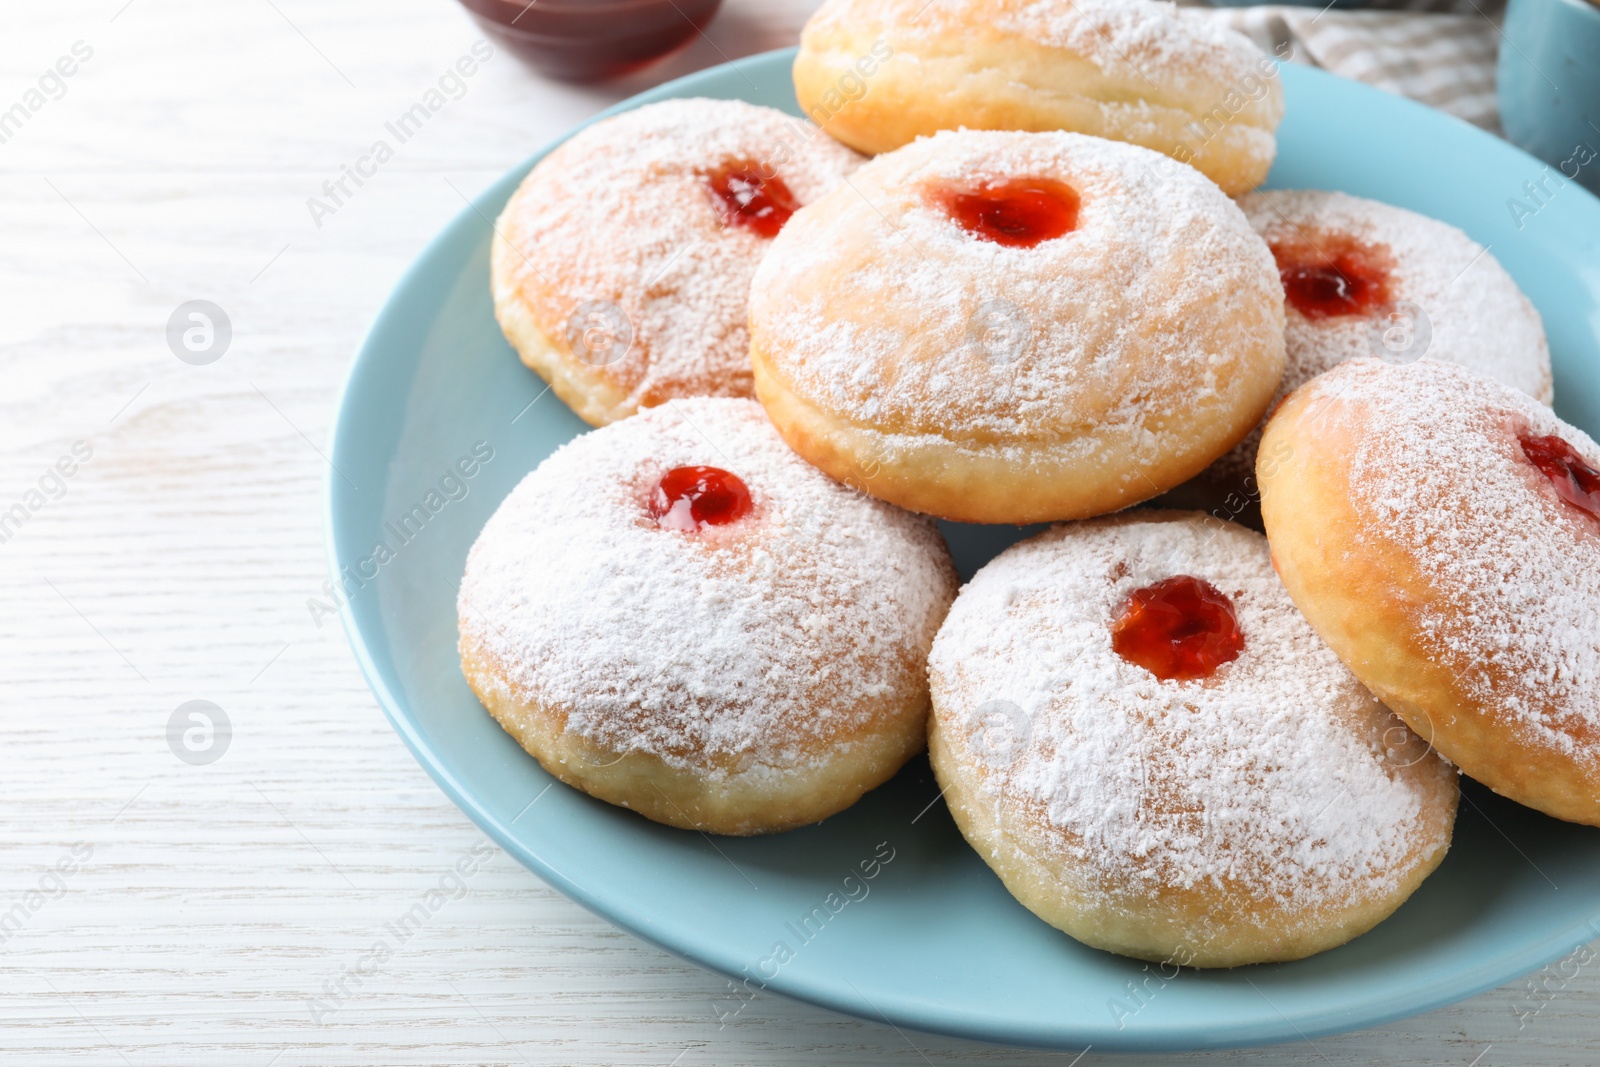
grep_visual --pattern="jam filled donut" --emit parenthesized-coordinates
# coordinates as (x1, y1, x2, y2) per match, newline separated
(927, 512, 1457, 967)
(458, 398, 958, 835)
(491, 98, 862, 427)
(793, 0, 1284, 195)
(749, 129, 1286, 524)
(1260, 359, 1600, 827)
(1206, 190, 1553, 485)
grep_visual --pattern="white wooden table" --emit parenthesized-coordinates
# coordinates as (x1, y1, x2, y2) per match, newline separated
(2, 1, 1595, 1062)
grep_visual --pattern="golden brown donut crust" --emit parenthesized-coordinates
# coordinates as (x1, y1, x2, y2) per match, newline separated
(1259, 359, 1600, 826)
(930, 727, 1453, 968)
(462, 634, 929, 835)
(794, 0, 1284, 196)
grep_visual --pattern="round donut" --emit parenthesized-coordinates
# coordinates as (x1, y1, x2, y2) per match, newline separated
(792, 0, 1284, 196)
(749, 129, 1286, 524)
(1259, 358, 1600, 827)
(927, 511, 1457, 967)
(1206, 190, 1552, 486)
(458, 398, 958, 835)
(491, 98, 862, 427)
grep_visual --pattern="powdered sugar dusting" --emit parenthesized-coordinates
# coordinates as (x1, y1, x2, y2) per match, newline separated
(494, 98, 862, 411)
(459, 398, 955, 772)
(1310, 359, 1600, 760)
(1206, 191, 1552, 483)
(1244, 190, 1550, 400)
(808, 0, 1279, 122)
(751, 129, 1283, 443)
(929, 512, 1450, 913)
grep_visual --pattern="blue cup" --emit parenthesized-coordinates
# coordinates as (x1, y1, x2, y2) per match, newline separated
(1498, 0, 1600, 195)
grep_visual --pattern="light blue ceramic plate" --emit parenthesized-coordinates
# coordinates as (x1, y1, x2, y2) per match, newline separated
(327, 49, 1600, 1051)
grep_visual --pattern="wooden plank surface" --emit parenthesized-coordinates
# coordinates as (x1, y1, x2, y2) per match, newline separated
(1, 0, 1595, 1062)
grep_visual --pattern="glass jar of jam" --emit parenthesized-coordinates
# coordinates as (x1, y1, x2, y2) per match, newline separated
(456, 0, 724, 81)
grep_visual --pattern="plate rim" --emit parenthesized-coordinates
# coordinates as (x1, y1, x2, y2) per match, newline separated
(325, 47, 1600, 1051)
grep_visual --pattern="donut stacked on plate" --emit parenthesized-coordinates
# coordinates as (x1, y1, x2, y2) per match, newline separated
(1260, 361, 1598, 827)
(793, 0, 1285, 195)
(468, 0, 1584, 969)
(491, 98, 863, 427)
(750, 128, 1285, 523)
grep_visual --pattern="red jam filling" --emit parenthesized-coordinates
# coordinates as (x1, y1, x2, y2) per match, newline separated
(936, 178, 1080, 248)
(1270, 236, 1393, 319)
(706, 164, 799, 238)
(1519, 433, 1600, 524)
(649, 466, 753, 531)
(1110, 575, 1245, 682)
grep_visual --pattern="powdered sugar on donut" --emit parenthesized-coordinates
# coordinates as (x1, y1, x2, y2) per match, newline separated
(808, 0, 1281, 124)
(929, 512, 1452, 916)
(1205, 191, 1552, 484)
(752, 129, 1284, 451)
(1312, 359, 1600, 761)
(494, 98, 862, 412)
(1249, 191, 1549, 398)
(459, 399, 955, 773)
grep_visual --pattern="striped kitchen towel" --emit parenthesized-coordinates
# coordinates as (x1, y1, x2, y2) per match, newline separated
(1207, 0, 1505, 131)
